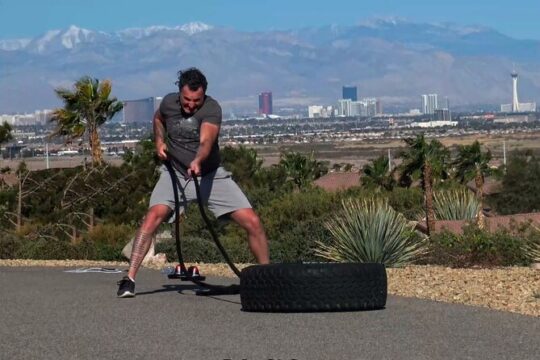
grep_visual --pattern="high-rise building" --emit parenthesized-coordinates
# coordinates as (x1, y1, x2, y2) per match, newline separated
(258, 92, 273, 115)
(122, 97, 160, 124)
(337, 99, 352, 116)
(434, 109, 451, 121)
(361, 98, 378, 116)
(337, 98, 381, 117)
(342, 86, 358, 101)
(308, 105, 323, 118)
(376, 99, 383, 115)
(421, 94, 438, 114)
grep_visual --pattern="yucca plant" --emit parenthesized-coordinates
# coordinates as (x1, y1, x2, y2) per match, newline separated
(523, 225, 540, 263)
(433, 188, 481, 220)
(315, 198, 427, 267)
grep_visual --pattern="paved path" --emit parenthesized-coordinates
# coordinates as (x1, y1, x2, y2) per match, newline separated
(1, 266, 538, 360)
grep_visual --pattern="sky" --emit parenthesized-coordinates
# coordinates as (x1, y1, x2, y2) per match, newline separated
(0, 0, 539, 40)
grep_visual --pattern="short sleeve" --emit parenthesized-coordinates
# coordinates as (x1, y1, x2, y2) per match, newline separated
(159, 93, 177, 119)
(199, 97, 222, 125)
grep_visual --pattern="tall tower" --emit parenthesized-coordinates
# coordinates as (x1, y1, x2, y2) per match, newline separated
(511, 70, 519, 112)
(342, 86, 358, 101)
(258, 91, 273, 115)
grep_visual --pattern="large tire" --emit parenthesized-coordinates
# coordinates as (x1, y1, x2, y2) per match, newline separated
(240, 262, 387, 312)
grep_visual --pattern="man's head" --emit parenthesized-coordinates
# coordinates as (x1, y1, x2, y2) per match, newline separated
(176, 67, 208, 115)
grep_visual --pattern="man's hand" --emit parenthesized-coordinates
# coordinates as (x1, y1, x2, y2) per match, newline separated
(156, 142, 168, 160)
(188, 159, 201, 177)
(189, 122, 220, 177)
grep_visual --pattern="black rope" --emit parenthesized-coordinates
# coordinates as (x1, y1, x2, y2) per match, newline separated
(164, 160, 185, 267)
(163, 157, 241, 295)
(191, 174, 242, 277)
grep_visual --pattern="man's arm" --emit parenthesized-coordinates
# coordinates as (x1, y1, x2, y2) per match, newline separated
(153, 110, 167, 160)
(189, 122, 220, 176)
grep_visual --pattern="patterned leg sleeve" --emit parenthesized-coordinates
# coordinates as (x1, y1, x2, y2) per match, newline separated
(128, 230, 153, 276)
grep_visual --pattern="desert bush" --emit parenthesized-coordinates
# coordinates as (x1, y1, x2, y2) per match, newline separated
(258, 188, 338, 262)
(82, 223, 135, 261)
(386, 187, 424, 220)
(15, 237, 79, 260)
(0, 231, 21, 258)
(425, 224, 534, 267)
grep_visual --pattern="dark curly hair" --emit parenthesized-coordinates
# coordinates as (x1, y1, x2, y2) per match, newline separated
(175, 67, 208, 92)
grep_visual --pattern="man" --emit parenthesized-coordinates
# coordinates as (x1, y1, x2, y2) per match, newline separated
(117, 67, 270, 298)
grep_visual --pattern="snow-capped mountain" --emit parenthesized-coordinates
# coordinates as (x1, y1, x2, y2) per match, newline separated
(1, 19, 539, 113)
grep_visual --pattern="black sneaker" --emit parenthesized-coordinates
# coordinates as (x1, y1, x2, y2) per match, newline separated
(117, 276, 135, 298)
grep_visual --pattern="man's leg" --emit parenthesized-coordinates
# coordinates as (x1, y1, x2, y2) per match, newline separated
(229, 208, 270, 264)
(127, 204, 172, 280)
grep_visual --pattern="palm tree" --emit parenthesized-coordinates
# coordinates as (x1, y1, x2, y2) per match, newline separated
(0, 121, 13, 162)
(50, 76, 123, 166)
(453, 140, 492, 228)
(221, 145, 263, 188)
(278, 151, 328, 189)
(0, 121, 13, 145)
(399, 133, 450, 235)
(362, 155, 396, 191)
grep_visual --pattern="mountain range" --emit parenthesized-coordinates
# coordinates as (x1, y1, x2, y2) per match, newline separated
(1, 19, 539, 114)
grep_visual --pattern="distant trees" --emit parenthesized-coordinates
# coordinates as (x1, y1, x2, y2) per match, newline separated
(50, 76, 123, 166)
(0, 122, 13, 145)
(490, 150, 540, 215)
(278, 151, 328, 189)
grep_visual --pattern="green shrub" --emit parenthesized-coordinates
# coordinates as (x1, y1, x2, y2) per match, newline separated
(386, 187, 424, 220)
(15, 237, 79, 260)
(82, 223, 135, 261)
(258, 188, 339, 262)
(425, 224, 533, 267)
(269, 219, 331, 262)
(219, 234, 253, 263)
(85, 223, 134, 246)
(0, 232, 21, 259)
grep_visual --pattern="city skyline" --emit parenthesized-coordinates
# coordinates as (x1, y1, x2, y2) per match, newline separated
(1, 0, 540, 41)
(2, 72, 537, 125)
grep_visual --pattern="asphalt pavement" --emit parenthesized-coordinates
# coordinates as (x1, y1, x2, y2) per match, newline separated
(0, 266, 538, 360)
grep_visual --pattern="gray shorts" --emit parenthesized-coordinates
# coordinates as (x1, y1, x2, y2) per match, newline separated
(149, 165, 252, 221)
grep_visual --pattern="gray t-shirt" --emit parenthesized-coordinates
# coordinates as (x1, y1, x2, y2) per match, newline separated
(159, 92, 222, 175)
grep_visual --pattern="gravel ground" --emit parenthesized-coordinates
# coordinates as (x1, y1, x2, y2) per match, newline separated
(1, 260, 538, 317)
